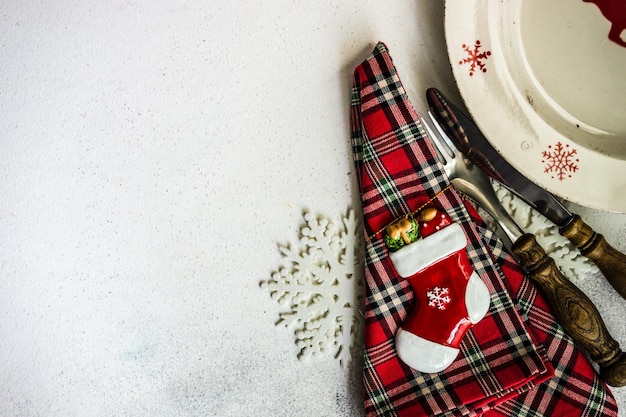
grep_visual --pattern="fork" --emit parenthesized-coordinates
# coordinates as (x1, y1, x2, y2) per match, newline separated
(421, 112, 626, 387)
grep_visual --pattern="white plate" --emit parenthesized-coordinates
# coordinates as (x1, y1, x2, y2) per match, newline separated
(444, 0, 626, 213)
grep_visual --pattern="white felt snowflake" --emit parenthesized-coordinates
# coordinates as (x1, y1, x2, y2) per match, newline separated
(493, 182, 596, 283)
(260, 209, 364, 366)
(427, 287, 451, 310)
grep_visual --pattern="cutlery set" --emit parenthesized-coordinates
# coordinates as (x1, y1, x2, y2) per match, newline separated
(421, 88, 626, 387)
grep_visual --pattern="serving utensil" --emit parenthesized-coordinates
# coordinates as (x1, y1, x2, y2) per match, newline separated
(426, 87, 626, 300)
(421, 112, 626, 387)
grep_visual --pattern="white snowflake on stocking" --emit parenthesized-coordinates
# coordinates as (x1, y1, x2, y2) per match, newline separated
(260, 209, 364, 366)
(427, 287, 451, 310)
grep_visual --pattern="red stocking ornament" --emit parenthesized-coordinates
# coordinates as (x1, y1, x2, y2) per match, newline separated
(385, 207, 491, 373)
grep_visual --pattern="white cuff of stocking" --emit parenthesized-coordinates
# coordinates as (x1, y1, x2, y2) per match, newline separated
(389, 222, 466, 278)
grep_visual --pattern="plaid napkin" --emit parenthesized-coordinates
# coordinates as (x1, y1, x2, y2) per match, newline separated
(351, 42, 618, 417)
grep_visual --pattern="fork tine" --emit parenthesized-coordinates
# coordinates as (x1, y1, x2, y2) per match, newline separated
(427, 111, 461, 159)
(421, 115, 452, 163)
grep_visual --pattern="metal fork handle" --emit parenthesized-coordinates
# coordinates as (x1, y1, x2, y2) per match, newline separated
(447, 162, 523, 244)
(513, 234, 626, 387)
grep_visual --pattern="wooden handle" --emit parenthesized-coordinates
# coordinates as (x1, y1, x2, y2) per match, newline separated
(512, 233, 626, 387)
(560, 214, 626, 300)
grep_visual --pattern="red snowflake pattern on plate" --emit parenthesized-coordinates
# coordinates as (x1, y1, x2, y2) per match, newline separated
(541, 142, 579, 180)
(459, 40, 492, 76)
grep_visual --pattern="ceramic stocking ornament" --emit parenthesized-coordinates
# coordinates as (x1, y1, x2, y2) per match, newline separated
(385, 207, 490, 373)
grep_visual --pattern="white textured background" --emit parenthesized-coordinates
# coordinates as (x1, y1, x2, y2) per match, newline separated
(1, 1, 624, 416)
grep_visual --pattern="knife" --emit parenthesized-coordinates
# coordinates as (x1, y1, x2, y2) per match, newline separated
(426, 87, 626, 301)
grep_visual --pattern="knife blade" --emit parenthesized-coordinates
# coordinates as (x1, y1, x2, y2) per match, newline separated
(426, 87, 626, 300)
